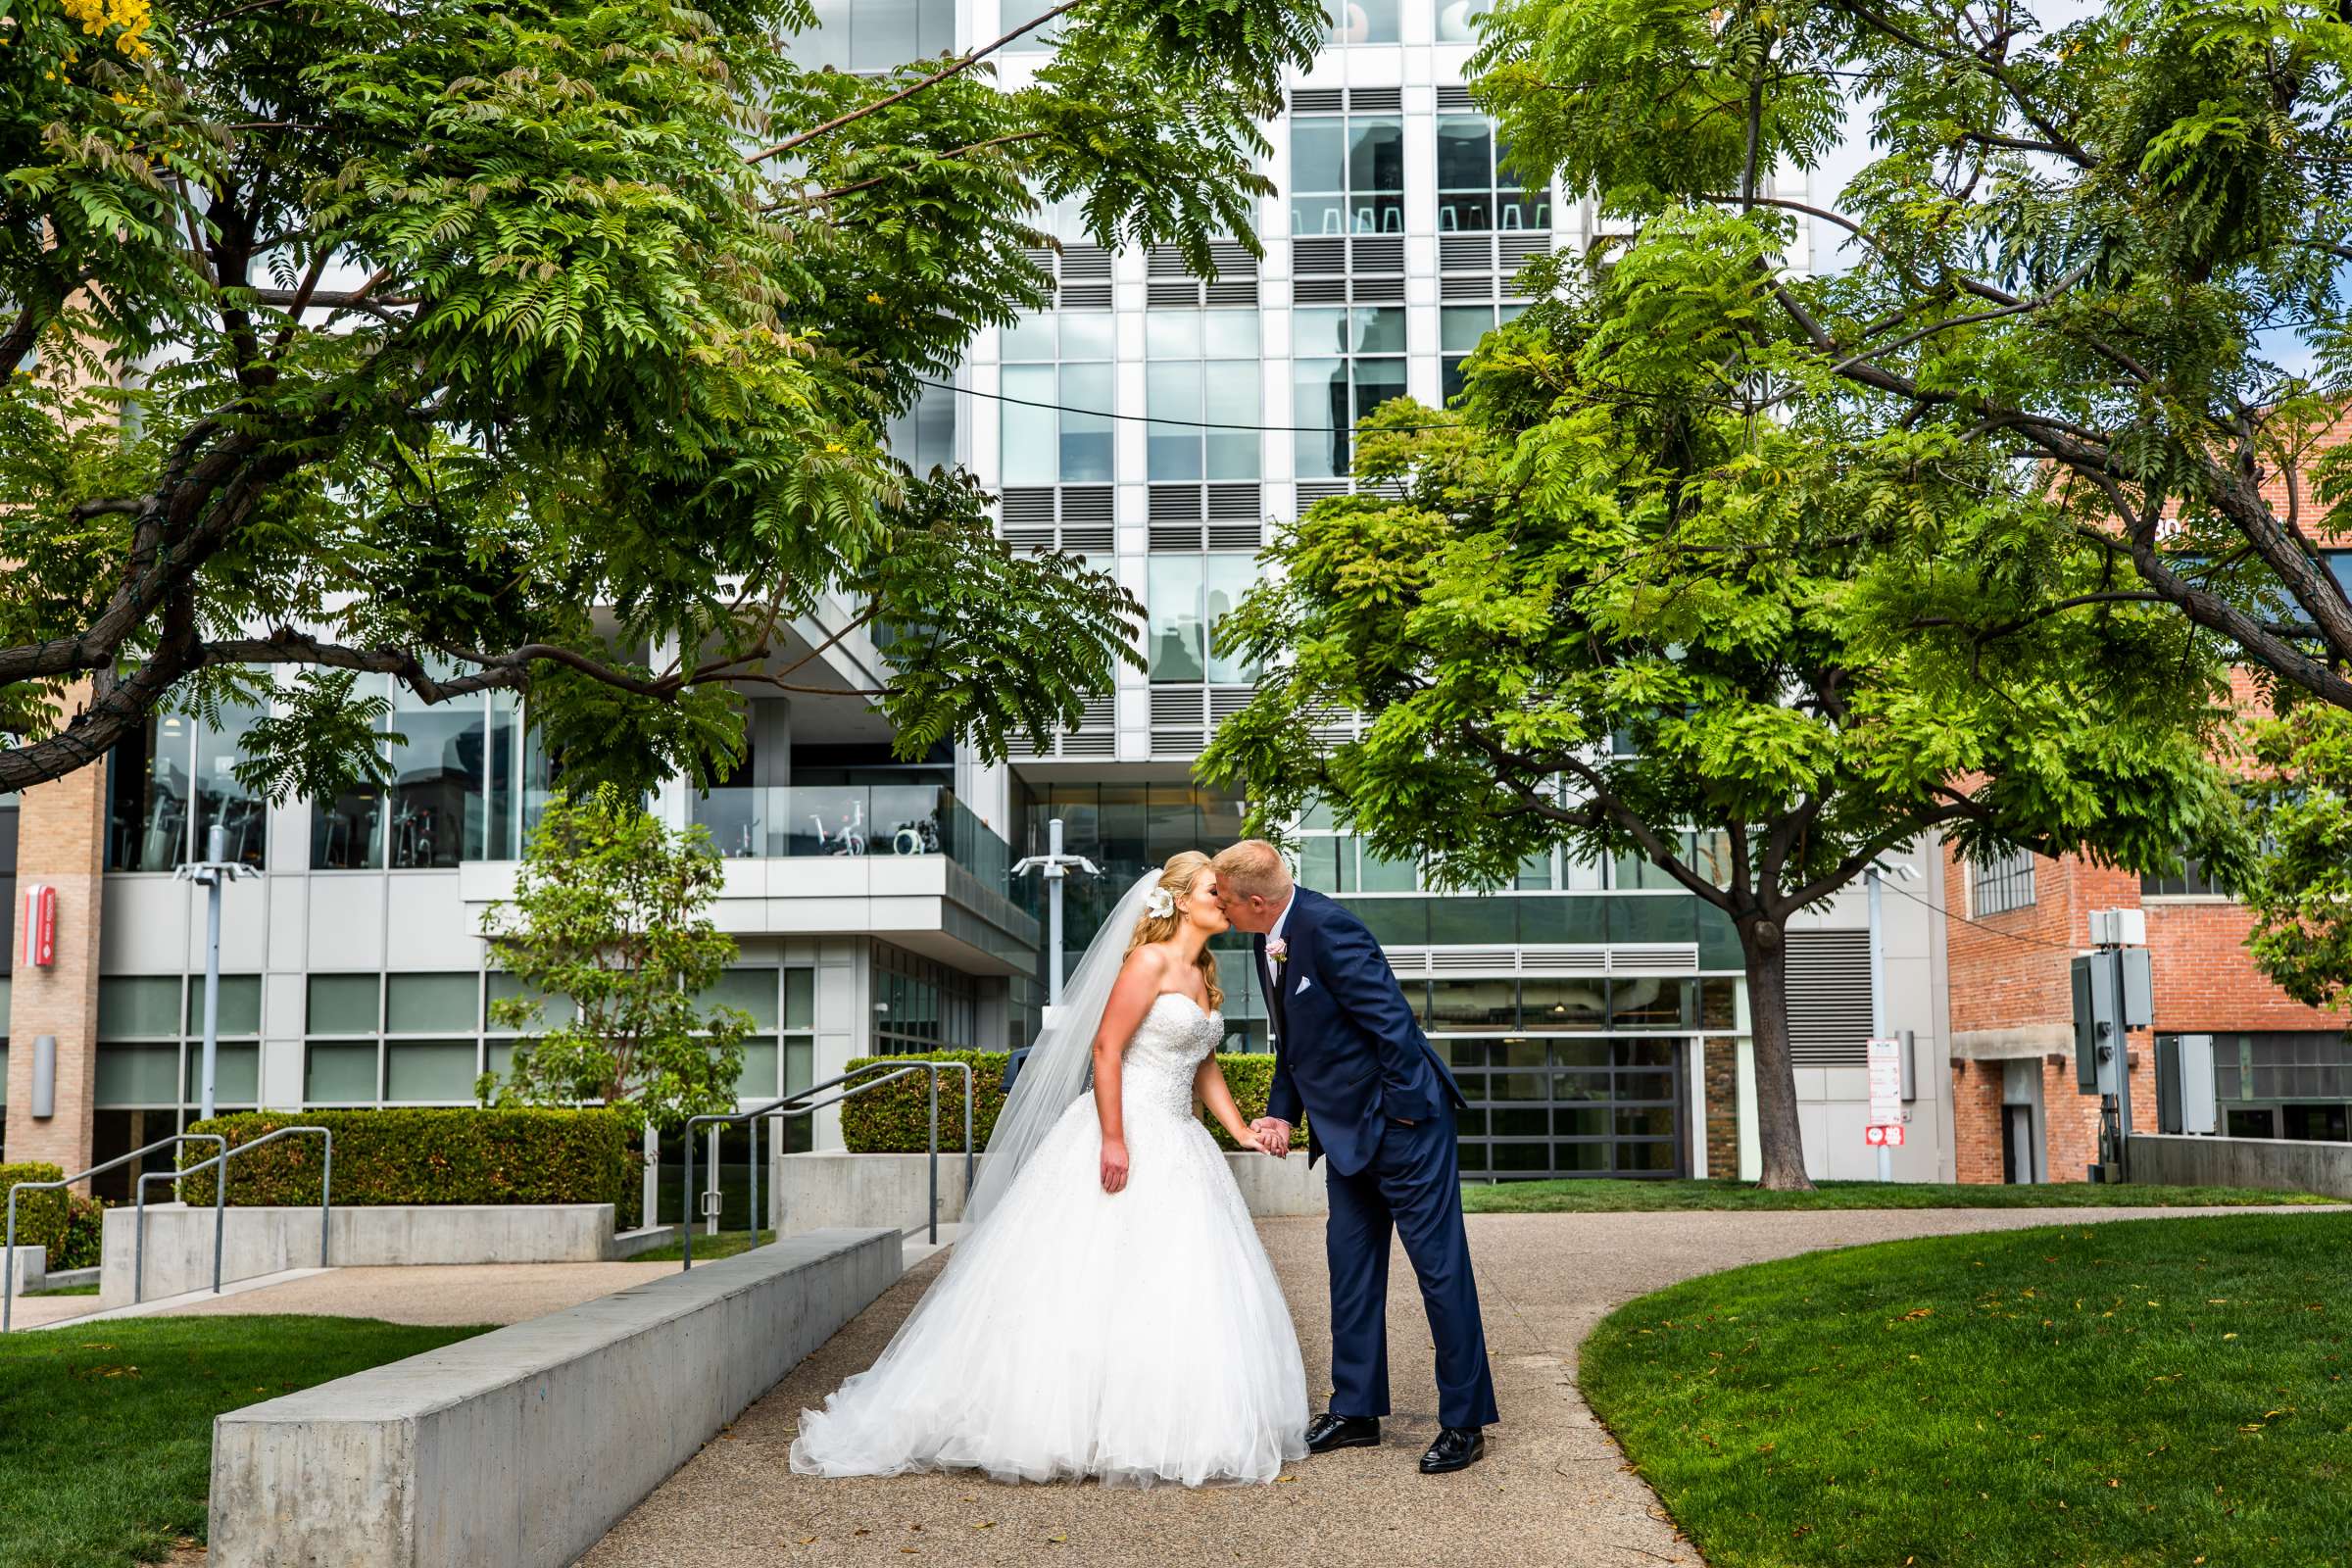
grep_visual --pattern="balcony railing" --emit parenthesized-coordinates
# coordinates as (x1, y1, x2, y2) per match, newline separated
(691, 785, 1008, 886)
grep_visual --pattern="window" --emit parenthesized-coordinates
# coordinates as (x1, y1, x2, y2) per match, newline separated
(1294, 306, 1407, 479)
(1001, 0, 1067, 51)
(798, 0, 954, 71)
(872, 944, 981, 1054)
(1145, 311, 1260, 481)
(1436, 0, 1492, 40)
(311, 675, 537, 869)
(89, 972, 262, 1197)
(1000, 312, 1114, 486)
(1970, 847, 2036, 916)
(885, 381, 956, 475)
(1436, 116, 1546, 233)
(2142, 857, 2233, 899)
(695, 967, 814, 1101)
(107, 699, 270, 871)
(1321, 0, 1398, 44)
(1441, 303, 1525, 403)
(1290, 112, 1404, 237)
(1148, 555, 1258, 682)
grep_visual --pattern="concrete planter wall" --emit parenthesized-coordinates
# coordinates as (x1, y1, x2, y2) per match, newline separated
(768, 1149, 1327, 1235)
(100, 1202, 621, 1306)
(2127, 1133, 2352, 1200)
(210, 1227, 902, 1568)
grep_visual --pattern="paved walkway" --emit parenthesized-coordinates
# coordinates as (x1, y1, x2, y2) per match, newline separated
(577, 1203, 2326, 1568)
(6, 1260, 676, 1330)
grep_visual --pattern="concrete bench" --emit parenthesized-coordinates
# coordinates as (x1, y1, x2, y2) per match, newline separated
(209, 1227, 902, 1568)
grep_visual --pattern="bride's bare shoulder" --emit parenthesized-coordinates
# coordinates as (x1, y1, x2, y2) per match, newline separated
(1121, 943, 1175, 981)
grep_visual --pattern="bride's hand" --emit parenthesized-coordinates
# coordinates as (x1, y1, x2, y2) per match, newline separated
(1231, 1124, 1263, 1153)
(1101, 1138, 1129, 1195)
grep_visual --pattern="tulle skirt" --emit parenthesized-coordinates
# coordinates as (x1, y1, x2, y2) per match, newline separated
(789, 1091, 1310, 1488)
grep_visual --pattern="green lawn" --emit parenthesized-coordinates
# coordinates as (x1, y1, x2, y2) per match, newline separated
(0, 1315, 489, 1568)
(24, 1283, 101, 1298)
(1582, 1211, 2352, 1567)
(625, 1226, 777, 1264)
(1461, 1178, 2338, 1213)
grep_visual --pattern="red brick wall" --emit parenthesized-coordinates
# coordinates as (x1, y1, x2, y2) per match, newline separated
(1951, 1061, 2006, 1184)
(1702, 1037, 1739, 1177)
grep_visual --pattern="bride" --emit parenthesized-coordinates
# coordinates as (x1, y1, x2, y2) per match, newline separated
(789, 851, 1310, 1487)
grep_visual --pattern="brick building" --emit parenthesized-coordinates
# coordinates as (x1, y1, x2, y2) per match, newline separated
(1943, 732, 2352, 1183)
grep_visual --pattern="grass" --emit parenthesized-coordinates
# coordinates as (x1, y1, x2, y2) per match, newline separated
(0, 1314, 489, 1568)
(624, 1226, 776, 1264)
(24, 1283, 101, 1298)
(1460, 1178, 2339, 1213)
(1582, 1211, 2352, 1568)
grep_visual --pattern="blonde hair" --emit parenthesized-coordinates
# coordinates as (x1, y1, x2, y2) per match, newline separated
(1125, 850, 1224, 1010)
(1210, 839, 1292, 904)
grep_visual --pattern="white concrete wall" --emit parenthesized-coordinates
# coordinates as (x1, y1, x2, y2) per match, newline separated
(101, 1202, 618, 1305)
(210, 1228, 903, 1568)
(770, 1150, 1327, 1234)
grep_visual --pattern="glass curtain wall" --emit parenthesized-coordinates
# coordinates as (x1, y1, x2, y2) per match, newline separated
(1294, 306, 1407, 480)
(107, 701, 270, 871)
(311, 675, 537, 868)
(1147, 556, 1258, 683)
(1290, 109, 1404, 237)
(88, 973, 261, 1200)
(1145, 310, 1261, 481)
(1001, 311, 1113, 486)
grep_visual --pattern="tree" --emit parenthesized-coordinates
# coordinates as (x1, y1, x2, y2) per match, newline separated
(1462, 0, 2352, 1007)
(0, 0, 1325, 801)
(1201, 262, 2245, 1188)
(479, 786, 750, 1132)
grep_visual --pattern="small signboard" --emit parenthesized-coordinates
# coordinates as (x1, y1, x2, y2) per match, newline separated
(1865, 1123, 1906, 1148)
(1866, 1036, 1904, 1124)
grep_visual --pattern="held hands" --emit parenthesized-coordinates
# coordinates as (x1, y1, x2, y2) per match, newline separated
(1250, 1118, 1293, 1159)
(1100, 1137, 1130, 1195)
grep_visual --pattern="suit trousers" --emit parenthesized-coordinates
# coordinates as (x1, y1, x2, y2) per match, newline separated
(1322, 1108, 1500, 1431)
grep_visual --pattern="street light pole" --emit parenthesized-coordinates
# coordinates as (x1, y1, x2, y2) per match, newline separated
(173, 823, 261, 1122)
(1007, 818, 1102, 1091)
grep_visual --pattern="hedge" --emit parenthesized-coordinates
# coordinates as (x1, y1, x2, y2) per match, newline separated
(0, 1161, 69, 1257)
(178, 1109, 641, 1230)
(840, 1053, 1301, 1154)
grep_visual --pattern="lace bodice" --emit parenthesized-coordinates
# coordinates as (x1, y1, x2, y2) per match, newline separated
(1117, 992, 1222, 1119)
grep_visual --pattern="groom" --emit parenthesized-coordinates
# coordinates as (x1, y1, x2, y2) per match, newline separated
(1211, 840, 1498, 1474)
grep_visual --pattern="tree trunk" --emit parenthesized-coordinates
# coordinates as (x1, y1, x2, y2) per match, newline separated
(1739, 915, 1814, 1191)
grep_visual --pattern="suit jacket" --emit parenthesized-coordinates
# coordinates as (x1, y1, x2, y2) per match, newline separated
(1255, 887, 1467, 1176)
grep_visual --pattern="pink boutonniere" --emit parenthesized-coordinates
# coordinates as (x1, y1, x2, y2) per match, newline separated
(1266, 937, 1288, 964)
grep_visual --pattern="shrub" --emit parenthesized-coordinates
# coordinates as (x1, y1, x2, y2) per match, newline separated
(177, 1109, 636, 1220)
(839, 1053, 1301, 1153)
(0, 1161, 69, 1257)
(53, 1193, 105, 1271)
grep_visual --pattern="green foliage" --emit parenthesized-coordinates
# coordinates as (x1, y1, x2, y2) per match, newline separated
(476, 786, 749, 1135)
(0, 1162, 70, 1259)
(0, 0, 1323, 797)
(1581, 1214, 2352, 1566)
(51, 1193, 108, 1273)
(1462, 0, 2352, 1006)
(838, 1052, 1297, 1152)
(2243, 705, 2352, 1014)
(1202, 259, 2245, 1187)
(178, 1108, 637, 1226)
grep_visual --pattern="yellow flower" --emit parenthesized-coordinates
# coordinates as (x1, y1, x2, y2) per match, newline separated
(865, 292, 884, 305)
(823, 442, 846, 455)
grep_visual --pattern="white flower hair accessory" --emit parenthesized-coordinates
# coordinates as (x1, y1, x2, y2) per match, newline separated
(1145, 885, 1176, 920)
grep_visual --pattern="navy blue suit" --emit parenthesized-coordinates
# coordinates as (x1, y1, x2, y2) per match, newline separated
(1256, 888, 1499, 1432)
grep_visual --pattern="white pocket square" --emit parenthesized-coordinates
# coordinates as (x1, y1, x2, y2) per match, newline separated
(1295, 976, 1314, 995)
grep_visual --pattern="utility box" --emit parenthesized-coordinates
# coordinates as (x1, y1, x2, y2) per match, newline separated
(2119, 946, 2153, 1029)
(2071, 955, 2113, 1093)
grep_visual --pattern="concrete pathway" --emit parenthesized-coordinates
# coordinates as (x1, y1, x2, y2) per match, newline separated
(576, 1203, 2328, 1568)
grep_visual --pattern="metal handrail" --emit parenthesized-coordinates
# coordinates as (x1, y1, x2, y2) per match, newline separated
(131, 1134, 229, 1304)
(5, 1133, 229, 1333)
(680, 1059, 975, 1270)
(167, 1126, 334, 1300)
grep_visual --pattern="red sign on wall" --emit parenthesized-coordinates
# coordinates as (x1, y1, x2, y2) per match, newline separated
(19, 883, 55, 967)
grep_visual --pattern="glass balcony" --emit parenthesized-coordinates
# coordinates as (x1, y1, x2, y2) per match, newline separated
(691, 785, 1009, 885)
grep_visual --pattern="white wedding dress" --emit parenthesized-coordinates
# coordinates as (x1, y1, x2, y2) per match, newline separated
(789, 992, 1310, 1487)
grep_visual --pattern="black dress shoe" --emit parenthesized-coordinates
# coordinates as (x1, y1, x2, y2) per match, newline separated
(1305, 1413, 1381, 1453)
(1419, 1426, 1486, 1474)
